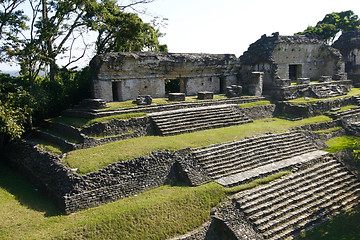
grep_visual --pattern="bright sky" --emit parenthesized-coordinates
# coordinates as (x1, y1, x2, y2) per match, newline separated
(1, 0, 359, 72)
(143, 0, 360, 56)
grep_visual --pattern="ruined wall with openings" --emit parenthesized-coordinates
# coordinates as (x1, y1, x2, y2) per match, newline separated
(90, 52, 239, 101)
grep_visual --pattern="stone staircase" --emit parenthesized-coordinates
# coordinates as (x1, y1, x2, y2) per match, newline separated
(327, 106, 360, 120)
(192, 132, 317, 186)
(353, 95, 360, 105)
(149, 104, 251, 136)
(233, 156, 360, 239)
(63, 96, 265, 119)
(310, 83, 348, 98)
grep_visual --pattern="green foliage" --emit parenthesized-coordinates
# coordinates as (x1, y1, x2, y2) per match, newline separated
(296, 10, 360, 43)
(0, 74, 33, 146)
(0, 0, 28, 62)
(92, 0, 167, 54)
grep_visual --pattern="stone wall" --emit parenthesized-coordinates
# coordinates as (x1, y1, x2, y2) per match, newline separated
(276, 96, 355, 119)
(91, 52, 240, 101)
(80, 116, 153, 137)
(4, 142, 207, 214)
(241, 104, 276, 120)
(240, 33, 345, 93)
(271, 80, 352, 100)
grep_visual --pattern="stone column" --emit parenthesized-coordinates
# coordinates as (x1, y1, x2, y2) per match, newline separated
(248, 72, 264, 96)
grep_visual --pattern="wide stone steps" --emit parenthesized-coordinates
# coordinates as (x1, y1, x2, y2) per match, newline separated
(149, 104, 251, 136)
(192, 132, 304, 157)
(353, 96, 360, 105)
(156, 112, 244, 130)
(151, 106, 237, 123)
(199, 137, 310, 167)
(236, 158, 339, 206)
(233, 159, 360, 239)
(328, 106, 360, 120)
(192, 132, 316, 181)
(206, 144, 314, 180)
(310, 84, 347, 98)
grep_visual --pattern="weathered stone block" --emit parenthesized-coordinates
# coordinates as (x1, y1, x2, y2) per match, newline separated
(136, 95, 152, 105)
(273, 78, 291, 87)
(197, 91, 214, 100)
(297, 78, 310, 85)
(226, 85, 242, 98)
(168, 93, 185, 101)
(75, 99, 108, 110)
(319, 76, 332, 82)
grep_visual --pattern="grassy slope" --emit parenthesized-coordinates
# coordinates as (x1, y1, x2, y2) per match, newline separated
(0, 161, 225, 240)
(297, 205, 360, 240)
(324, 136, 360, 153)
(0, 161, 291, 240)
(64, 116, 332, 174)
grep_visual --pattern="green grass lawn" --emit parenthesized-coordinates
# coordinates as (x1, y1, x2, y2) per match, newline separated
(1, 161, 359, 239)
(64, 115, 332, 174)
(324, 136, 360, 153)
(0, 161, 288, 240)
(296, 205, 360, 240)
(329, 105, 358, 113)
(287, 88, 360, 105)
(313, 126, 343, 134)
(238, 100, 272, 108)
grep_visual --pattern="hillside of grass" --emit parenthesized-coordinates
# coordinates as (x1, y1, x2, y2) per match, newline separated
(64, 116, 332, 174)
(0, 161, 290, 240)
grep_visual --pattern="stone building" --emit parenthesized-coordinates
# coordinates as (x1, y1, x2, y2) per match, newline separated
(333, 29, 360, 85)
(90, 52, 239, 101)
(239, 32, 346, 94)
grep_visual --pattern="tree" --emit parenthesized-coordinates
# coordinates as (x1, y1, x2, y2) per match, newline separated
(297, 10, 360, 43)
(0, 74, 33, 149)
(91, 0, 167, 54)
(0, 0, 28, 61)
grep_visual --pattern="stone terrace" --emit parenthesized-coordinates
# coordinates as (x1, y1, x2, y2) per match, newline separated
(62, 96, 265, 119)
(149, 104, 251, 136)
(192, 131, 317, 187)
(231, 156, 360, 239)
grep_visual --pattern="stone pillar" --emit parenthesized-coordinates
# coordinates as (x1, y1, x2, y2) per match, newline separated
(248, 72, 263, 96)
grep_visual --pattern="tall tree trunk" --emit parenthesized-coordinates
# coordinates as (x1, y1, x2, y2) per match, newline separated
(42, 0, 56, 82)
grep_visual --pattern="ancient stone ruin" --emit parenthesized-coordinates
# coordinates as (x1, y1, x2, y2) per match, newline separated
(91, 33, 354, 102)
(5, 32, 360, 239)
(90, 52, 239, 101)
(333, 29, 360, 86)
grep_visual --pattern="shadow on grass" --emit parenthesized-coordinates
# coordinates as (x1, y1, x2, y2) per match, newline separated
(0, 161, 61, 217)
(296, 205, 360, 240)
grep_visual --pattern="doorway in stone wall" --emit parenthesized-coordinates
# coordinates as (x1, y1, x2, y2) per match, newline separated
(289, 64, 302, 80)
(165, 78, 181, 94)
(112, 82, 119, 101)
